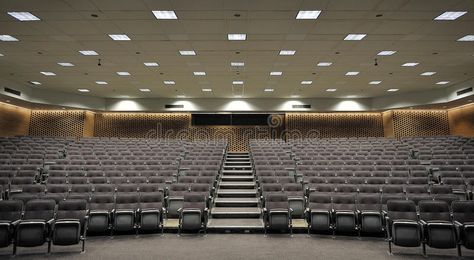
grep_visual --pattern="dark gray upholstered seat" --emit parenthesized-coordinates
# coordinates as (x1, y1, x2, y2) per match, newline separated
(51, 199, 88, 252)
(386, 200, 422, 255)
(264, 193, 291, 234)
(178, 193, 208, 234)
(0, 200, 23, 248)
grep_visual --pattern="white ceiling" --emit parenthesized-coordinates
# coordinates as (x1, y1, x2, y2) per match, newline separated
(0, 0, 473, 99)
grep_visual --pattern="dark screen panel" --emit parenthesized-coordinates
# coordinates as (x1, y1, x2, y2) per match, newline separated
(231, 114, 270, 125)
(192, 114, 231, 125)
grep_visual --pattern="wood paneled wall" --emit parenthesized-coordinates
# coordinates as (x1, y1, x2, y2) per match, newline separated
(448, 103, 474, 137)
(392, 110, 450, 138)
(285, 112, 384, 138)
(29, 110, 87, 137)
(0, 102, 31, 137)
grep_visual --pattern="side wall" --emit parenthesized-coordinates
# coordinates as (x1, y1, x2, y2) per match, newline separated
(0, 102, 31, 137)
(448, 103, 474, 137)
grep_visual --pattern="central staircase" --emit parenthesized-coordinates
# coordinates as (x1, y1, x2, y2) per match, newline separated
(207, 152, 264, 231)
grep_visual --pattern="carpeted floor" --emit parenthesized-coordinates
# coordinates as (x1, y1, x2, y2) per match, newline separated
(1, 233, 473, 260)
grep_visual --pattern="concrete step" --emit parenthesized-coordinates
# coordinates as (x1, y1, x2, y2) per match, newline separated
(221, 169, 253, 175)
(223, 166, 253, 171)
(224, 161, 251, 166)
(207, 218, 264, 230)
(219, 181, 256, 189)
(214, 197, 259, 207)
(225, 157, 250, 161)
(221, 175, 255, 181)
(216, 189, 258, 198)
(210, 207, 261, 218)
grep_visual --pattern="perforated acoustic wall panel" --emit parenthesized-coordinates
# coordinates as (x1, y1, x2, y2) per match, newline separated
(94, 113, 191, 138)
(29, 110, 86, 137)
(285, 113, 384, 139)
(0, 102, 31, 137)
(392, 110, 450, 138)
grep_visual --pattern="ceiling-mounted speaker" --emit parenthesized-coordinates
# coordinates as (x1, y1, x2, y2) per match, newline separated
(292, 104, 311, 109)
(165, 104, 184, 109)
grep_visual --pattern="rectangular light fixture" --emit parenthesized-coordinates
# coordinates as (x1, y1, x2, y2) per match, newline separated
(279, 50, 296, 56)
(377, 50, 397, 56)
(434, 11, 467, 20)
(193, 71, 206, 76)
(152, 10, 178, 20)
(164, 81, 175, 85)
(7, 12, 40, 21)
(228, 34, 246, 41)
(144, 62, 159, 67)
(421, 72, 436, 76)
(369, 81, 382, 85)
(290, 95, 300, 98)
(177, 95, 185, 98)
(0, 53, 4, 56)
(344, 34, 366, 41)
(0, 35, 19, 41)
(326, 88, 337, 92)
(233, 81, 244, 85)
(179, 50, 196, 56)
(78, 89, 90, 92)
(201, 88, 212, 92)
(117, 72, 131, 76)
(109, 34, 131, 41)
(58, 62, 74, 67)
(301, 81, 312, 85)
(270, 71, 282, 76)
(457, 35, 474, 42)
(79, 50, 98, 56)
(296, 10, 322, 20)
(40, 72, 56, 76)
(387, 89, 399, 92)
(29, 81, 41, 86)
(436, 81, 450, 85)
(345, 71, 360, 76)
(264, 88, 274, 92)
(317, 62, 332, 66)
(139, 88, 151, 92)
(95, 81, 108, 85)
(402, 62, 419, 67)
(231, 62, 244, 67)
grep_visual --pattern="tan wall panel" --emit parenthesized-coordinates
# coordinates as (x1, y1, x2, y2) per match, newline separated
(448, 103, 474, 137)
(29, 110, 86, 137)
(285, 112, 384, 138)
(382, 111, 395, 138)
(83, 111, 95, 137)
(0, 102, 31, 137)
(392, 110, 450, 138)
(94, 113, 191, 138)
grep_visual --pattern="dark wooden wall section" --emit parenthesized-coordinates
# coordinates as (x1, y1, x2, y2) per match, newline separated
(285, 113, 384, 139)
(94, 113, 191, 138)
(29, 110, 86, 137)
(392, 110, 450, 138)
(0, 102, 31, 137)
(448, 103, 474, 137)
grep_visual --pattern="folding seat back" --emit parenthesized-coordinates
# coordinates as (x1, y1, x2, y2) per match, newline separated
(366, 177, 386, 185)
(179, 193, 208, 234)
(93, 184, 115, 194)
(336, 184, 357, 194)
(418, 200, 458, 251)
(15, 199, 56, 253)
(452, 201, 474, 250)
(116, 184, 138, 193)
(88, 194, 114, 233)
(347, 177, 365, 185)
(139, 193, 164, 232)
(264, 193, 291, 234)
(68, 177, 87, 185)
(307, 193, 332, 232)
(386, 200, 422, 253)
(358, 184, 380, 194)
(261, 183, 282, 198)
(357, 194, 383, 233)
(114, 192, 140, 232)
(282, 183, 304, 218)
(10, 184, 45, 203)
(167, 183, 189, 218)
(0, 200, 23, 248)
(52, 200, 87, 251)
(44, 184, 69, 203)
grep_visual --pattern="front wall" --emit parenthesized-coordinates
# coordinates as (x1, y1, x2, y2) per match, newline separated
(285, 113, 384, 139)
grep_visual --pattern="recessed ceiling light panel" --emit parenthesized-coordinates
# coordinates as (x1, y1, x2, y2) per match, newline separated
(387, 88, 399, 92)
(193, 72, 206, 76)
(317, 62, 332, 66)
(95, 81, 108, 85)
(109, 34, 131, 41)
(264, 88, 274, 92)
(78, 89, 90, 92)
(228, 34, 246, 41)
(377, 51, 397, 56)
(179, 50, 196, 56)
(436, 81, 450, 85)
(0, 35, 19, 41)
(344, 34, 366, 40)
(40, 72, 56, 76)
(345, 71, 360, 76)
(326, 88, 337, 92)
(457, 35, 474, 42)
(296, 10, 321, 20)
(139, 88, 151, 92)
(279, 50, 296, 56)
(164, 81, 175, 85)
(369, 81, 382, 85)
(421, 72, 436, 76)
(301, 81, 312, 85)
(434, 11, 467, 20)
(152, 11, 177, 20)
(116, 72, 131, 76)
(231, 62, 244, 67)
(201, 88, 212, 92)
(144, 62, 159, 67)
(7, 12, 40, 21)
(402, 62, 419, 67)
(58, 62, 74, 67)
(270, 71, 282, 76)
(79, 50, 98, 56)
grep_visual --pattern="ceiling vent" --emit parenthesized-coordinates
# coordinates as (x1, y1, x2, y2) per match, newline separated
(165, 104, 184, 109)
(457, 87, 473, 96)
(292, 104, 311, 109)
(4, 87, 21, 96)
